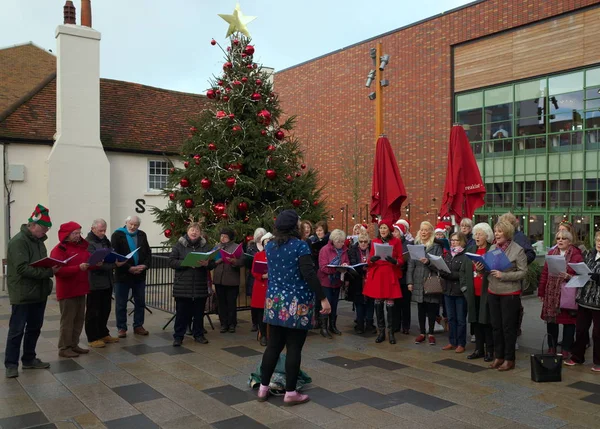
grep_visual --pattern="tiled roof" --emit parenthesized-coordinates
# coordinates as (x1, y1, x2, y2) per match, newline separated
(0, 43, 56, 117)
(0, 76, 211, 154)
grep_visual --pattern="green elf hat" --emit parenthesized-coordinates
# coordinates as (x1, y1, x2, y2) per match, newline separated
(28, 204, 52, 228)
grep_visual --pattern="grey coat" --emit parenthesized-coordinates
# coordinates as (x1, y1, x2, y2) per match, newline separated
(212, 240, 243, 286)
(86, 231, 115, 291)
(407, 243, 443, 304)
(169, 235, 215, 299)
(486, 241, 527, 295)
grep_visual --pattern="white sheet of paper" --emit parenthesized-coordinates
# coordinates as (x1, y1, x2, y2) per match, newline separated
(374, 243, 393, 259)
(545, 255, 566, 275)
(568, 262, 592, 276)
(565, 275, 589, 288)
(407, 244, 426, 260)
(427, 253, 451, 273)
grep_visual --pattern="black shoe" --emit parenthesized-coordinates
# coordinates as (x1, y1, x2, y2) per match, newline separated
(22, 358, 50, 369)
(329, 316, 342, 336)
(260, 336, 268, 346)
(484, 352, 494, 362)
(355, 321, 365, 334)
(173, 338, 182, 347)
(5, 367, 18, 378)
(229, 326, 236, 333)
(251, 324, 258, 332)
(220, 326, 229, 333)
(467, 350, 483, 360)
(388, 330, 396, 345)
(375, 330, 385, 343)
(320, 316, 332, 338)
(194, 336, 209, 344)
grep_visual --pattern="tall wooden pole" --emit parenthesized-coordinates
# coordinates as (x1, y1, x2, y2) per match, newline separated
(375, 42, 384, 140)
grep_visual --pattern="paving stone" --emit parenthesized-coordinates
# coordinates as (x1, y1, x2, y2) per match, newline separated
(388, 388, 455, 411)
(0, 380, 27, 399)
(265, 417, 322, 429)
(333, 402, 404, 428)
(222, 345, 263, 357)
(36, 396, 90, 422)
(580, 393, 600, 405)
(104, 413, 159, 428)
(438, 404, 512, 428)
(112, 382, 164, 404)
(47, 359, 84, 374)
(152, 345, 194, 356)
(179, 392, 242, 423)
(340, 387, 404, 409)
(0, 394, 39, 419)
(485, 390, 555, 412)
(285, 401, 349, 426)
(233, 400, 294, 425)
(120, 344, 157, 356)
(16, 368, 57, 385)
(490, 406, 567, 429)
(320, 356, 369, 369)
(212, 414, 268, 429)
(544, 405, 600, 428)
(299, 386, 355, 408)
(160, 414, 211, 429)
(358, 357, 407, 371)
(23, 381, 72, 401)
(41, 329, 60, 339)
(102, 350, 140, 364)
(0, 411, 49, 429)
(202, 384, 255, 406)
(93, 369, 141, 388)
(133, 397, 191, 424)
(480, 379, 538, 397)
(569, 381, 600, 394)
(70, 383, 139, 422)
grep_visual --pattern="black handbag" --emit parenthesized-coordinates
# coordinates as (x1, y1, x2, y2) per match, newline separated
(530, 334, 562, 383)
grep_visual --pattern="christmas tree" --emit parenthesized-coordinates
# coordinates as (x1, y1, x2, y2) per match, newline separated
(152, 5, 326, 244)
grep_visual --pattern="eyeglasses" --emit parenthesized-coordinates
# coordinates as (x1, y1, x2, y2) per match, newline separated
(556, 237, 569, 241)
(358, 240, 369, 243)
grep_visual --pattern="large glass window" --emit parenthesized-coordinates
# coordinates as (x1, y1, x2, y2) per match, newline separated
(148, 160, 170, 191)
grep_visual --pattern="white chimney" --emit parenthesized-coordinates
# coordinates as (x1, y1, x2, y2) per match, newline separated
(47, 2, 110, 241)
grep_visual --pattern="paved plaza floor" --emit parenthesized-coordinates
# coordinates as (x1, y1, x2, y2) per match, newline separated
(0, 293, 600, 429)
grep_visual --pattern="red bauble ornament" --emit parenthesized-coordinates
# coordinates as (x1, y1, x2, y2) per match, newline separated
(170, 222, 175, 227)
(208, 143, 217, 151)
(274, 130, 285, 140)
(225, 87, 232, 93)
(243, 216, 250, 223)
(216, 110, 227, 119)
(241, 77, 248, 83)
(221, 213, 229, 219)
(210, 39, 216, 45)
(225, 177, 236, 188)
(261, 129, 267, 136)
(169, 193, 176, 201)
(228, 113, 235, 119)
(251, 93, 261, 101)
(292, 199, 302, 207)
(300, 164, 306, 169)
(180, 178, 190, 188)
(184, 199, 194, 208)
(190, 126, 197, 134)
(257, 109, 272, 126)
(246, 64, 253, 69)
(245, 45, 255, 55)
(246, 234, 254, 243)
(213, 203, 226, 214)
(295, 172, 301, 177)
(267, 145, 276, 151)
(233, 80, 241, 86)
(266, 169, 277, 180)
(226, 47, 231, 51)
(164, 229, 172, 238)
(215, 89, 221, 95)
(206, 89, 216, 99)
(169, 167, 175, 174)
(313, 200, 319, 206)
(241, 53, 247, 58)
(255, 79, 262, 86)
(233, 38, 239, 45)
(223, 95, 229, 102)
(285, 174, 293, 182)
(237, 201, 248, 211)
(217, 80, 224, 86)
(223, 62, 233, 70)
(183, 161, 190, 169)
(232, 125, 242, 133)
(200, 178, 212, 189)
(253, 63, 258, 69)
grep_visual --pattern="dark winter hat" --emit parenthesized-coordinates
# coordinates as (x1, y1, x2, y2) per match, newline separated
(219, 227, 235, 241)
(275, 209, 299, 232)
(28, 204, 52, 228)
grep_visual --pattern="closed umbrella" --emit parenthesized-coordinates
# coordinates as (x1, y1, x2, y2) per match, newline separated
(370, 136, 407, 221)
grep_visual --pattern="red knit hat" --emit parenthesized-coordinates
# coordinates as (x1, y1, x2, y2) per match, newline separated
(393, 222, 407, 236)
(378, 219, 394, 231)
(28, 204, 52, 228)
(434, 222, 446, 233)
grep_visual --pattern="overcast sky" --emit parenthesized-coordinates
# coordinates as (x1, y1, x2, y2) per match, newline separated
(2, 0, 474, 94)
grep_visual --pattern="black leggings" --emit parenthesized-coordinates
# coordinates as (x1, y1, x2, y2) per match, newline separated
(547, 322, 575, 352)
(251, 308, 267, 338)
(418, 302, 438, 335)
(215, 284, 238, 328)
(260, 325, 308, 391)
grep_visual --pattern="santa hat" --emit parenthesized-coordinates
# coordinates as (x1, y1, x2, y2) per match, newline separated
(434, 222, 446, 234)
(28, 204, 52, 228)
(397, 219, 410, 231)
(393, 222, 407, 236)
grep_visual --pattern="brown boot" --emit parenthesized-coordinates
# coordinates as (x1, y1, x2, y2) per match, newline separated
(488, 358, 504, 369)
(72, 345, 89, 354)
(134, 326, 149, 336)
(59, 348, 79, 358)
(497, 360, 515, 371)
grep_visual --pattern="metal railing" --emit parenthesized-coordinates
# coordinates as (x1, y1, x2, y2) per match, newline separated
(145, 247, 251, 315)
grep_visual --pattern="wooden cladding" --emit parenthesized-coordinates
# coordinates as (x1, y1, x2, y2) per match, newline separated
(454, 7, 600, 92)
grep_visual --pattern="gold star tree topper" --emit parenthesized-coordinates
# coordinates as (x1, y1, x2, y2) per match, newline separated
(218, 3, 257, 38)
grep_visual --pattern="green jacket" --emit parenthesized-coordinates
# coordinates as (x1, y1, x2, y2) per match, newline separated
(7, 224, 54, 305)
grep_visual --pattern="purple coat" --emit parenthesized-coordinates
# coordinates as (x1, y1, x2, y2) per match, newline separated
(318, 241, 349, 288)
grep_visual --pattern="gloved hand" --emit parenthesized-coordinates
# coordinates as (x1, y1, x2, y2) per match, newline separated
(591, 272, 600, 282)
(386, 256, 398, 265)
(370, 256, 381, 263)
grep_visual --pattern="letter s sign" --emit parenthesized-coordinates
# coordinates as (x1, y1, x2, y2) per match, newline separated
(135, 199, 146, 214)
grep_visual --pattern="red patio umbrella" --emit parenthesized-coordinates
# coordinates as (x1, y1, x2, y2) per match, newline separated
(439, 125, 486, 222)
(370, 136, 407, 221)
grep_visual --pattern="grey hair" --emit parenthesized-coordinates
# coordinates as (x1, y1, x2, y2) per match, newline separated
(91, 218, 107, 228)
(556, 230, 573, 241)
(460, 218, 473, 228)
(125, 215, 141, 225)
(473, 222, 494, 243)
(253, 227, 267, 243)
(329, 229, 346, 243)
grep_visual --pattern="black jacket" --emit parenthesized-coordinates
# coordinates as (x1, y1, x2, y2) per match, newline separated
(169, 235, 215, 299)
(400, 237, 414, 286)
(86, 231, 115, 291)
(111, 229, 152, 283)
(514, 230, 536, 264)
(440, 250, 470, 296)
(347, 242, 369, 302)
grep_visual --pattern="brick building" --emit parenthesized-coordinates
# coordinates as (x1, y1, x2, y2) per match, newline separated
(274, 0, 600, 247)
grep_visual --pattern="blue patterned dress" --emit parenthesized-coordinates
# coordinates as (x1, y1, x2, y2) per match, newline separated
(264, 238, 315, 330)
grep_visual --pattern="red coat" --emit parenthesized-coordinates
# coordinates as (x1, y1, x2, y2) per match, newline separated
(538, 245, 583, 325)
(363, 236, 403, 299)
(318, 242, 350, 288)
(251, 251, 268, 309)
(51, 222, 91, 301)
